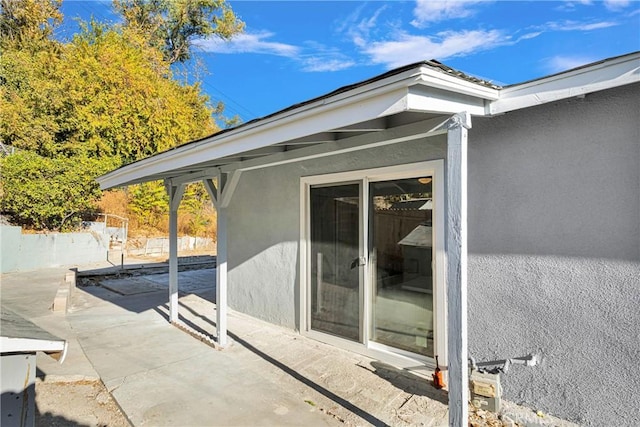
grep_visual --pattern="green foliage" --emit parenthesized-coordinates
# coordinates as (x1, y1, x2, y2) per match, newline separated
(113, 0, 244, 63)
(1, 20, 217, 163)
(0, 151, 117, 231)
(128, 181, 169, 229)
(179, 182, 214, 236)
(0, 1, 240, 233)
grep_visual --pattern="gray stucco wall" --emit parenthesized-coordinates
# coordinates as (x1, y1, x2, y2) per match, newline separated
(227, 134, 447, 329)
(467, 83, 640, 426)
(226, 83, 639, 426)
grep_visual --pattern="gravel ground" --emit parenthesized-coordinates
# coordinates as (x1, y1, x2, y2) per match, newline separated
(35, 379, 130, 427)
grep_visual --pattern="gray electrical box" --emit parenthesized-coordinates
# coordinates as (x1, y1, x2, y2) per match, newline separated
(469, 370, 502, 412)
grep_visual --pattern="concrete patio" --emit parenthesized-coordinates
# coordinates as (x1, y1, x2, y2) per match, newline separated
(1, 264, 450, 426)
(0, 262, 574, 426)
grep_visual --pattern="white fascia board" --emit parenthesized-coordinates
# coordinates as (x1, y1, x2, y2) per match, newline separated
(1, 336, 66, 354)
(414, 65, 500, 101)
(98, 69, 426, 190)
(407, 85, 487, 116)
(490, 53, 640, 114)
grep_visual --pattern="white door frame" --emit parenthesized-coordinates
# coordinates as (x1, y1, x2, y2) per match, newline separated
(299, 160, 447, 370)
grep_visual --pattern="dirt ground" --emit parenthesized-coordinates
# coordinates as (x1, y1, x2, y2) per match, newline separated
(33, 380, 516, 427)
(35, 379, 130, 427)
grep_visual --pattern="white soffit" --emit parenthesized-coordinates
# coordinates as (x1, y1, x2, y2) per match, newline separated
(490, 52, 640, 114)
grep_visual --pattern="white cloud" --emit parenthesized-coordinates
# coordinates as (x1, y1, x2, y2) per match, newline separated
(558, 0, 632, 11)
(411, 0, 487, 27)
(363, 29, 506, 69)
(302, 57, 356, 72)
(603, 0, 631, 11)
(338, 4, 389, 48)
(193, 31, 300, 57)
(545, 55, 597, 73)
(518, 31, 542, 41)
(536, 19, 619, 32)
(194, 31, 359, 73)
(298, 42, 358, 73)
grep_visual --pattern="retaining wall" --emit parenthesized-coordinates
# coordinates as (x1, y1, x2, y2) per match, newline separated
(0, 225, 109, 273)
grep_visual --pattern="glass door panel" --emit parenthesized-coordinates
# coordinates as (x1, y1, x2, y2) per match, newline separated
(369, 177, 434, 357)
(310, 184, 361, 342)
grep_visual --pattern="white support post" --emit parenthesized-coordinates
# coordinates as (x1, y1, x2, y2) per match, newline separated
(166, 182, 185, 324)
(213, 170, 242, 348)
(446, 112, 471, 427)
(216, 205, 228, 347)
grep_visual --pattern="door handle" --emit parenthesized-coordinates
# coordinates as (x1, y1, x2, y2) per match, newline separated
(350, 256, 367, 269)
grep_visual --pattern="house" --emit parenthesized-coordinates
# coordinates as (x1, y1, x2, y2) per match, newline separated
(98, 52, 640, 426)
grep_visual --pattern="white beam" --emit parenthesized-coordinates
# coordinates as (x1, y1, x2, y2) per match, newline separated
(446, 112, 471, 427)
(167, 168, 218, 186)
(166, 182, 185, 324)
(167, 184, 186, 211)
(219, 170, 242, 208)
(333, 117, 387, 132)
(220, 116, 449, 174)
(279, 132, 336, 145)
(216, 205, 228, 347)
(203, 178, 219, 208)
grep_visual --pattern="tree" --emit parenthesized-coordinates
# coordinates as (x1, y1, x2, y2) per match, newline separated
(1, 1, 237, 232)
(113, 0, 244, 64)
(128, 181, 169, 230)
(0, 151, 117, 231)
(1, 20, 218, 163)
(0, 0, 62, 49)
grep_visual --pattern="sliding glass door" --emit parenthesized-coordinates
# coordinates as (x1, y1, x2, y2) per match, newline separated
(369, 178, 434, 357)
(303, 161, 444, 364)
(309, 184, 361, 342)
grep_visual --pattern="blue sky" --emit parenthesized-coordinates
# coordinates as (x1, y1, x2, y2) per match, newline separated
(60, 1, 640, 123)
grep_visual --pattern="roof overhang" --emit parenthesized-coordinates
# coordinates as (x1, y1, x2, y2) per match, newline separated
(491, 51, 640, 114)
(98, 62, 498, 189)
(97, 52, 639, 190)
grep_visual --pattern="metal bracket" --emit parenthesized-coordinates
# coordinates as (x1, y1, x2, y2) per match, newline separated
(469, 354, 538, 374)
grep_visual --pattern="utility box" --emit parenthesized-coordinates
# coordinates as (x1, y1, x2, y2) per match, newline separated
(469, 370, 502, 412)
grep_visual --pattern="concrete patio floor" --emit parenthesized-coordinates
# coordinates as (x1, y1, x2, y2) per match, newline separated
(1, 262, 575, 426)
(1, 264, 450, 426)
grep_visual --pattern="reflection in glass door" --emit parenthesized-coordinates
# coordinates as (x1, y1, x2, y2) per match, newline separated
(369, 177, 434, 357)
(309, 184, 361, 342)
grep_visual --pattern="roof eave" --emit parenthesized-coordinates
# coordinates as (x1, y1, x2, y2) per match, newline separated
(490, 51, 640, 115)
(99, 64, 486, 189)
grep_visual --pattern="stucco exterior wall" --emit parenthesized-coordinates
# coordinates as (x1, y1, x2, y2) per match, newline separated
(227, 133, 447, 329)
(226, 83, 638, 426)
(467, 83, 640, 426)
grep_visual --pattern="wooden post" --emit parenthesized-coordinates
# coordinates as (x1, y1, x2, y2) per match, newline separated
(166, 182, 185, 324)
(446, 112, 471, 427)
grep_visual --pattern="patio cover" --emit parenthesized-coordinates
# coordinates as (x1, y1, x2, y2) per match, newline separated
(96, 52, 640, 427)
